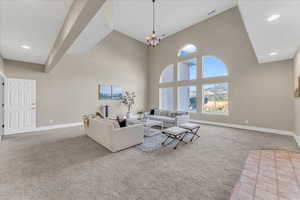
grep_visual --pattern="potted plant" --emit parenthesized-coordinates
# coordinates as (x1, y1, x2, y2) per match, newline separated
(121, 91, 136, 118)
(137, 110, 145, 120)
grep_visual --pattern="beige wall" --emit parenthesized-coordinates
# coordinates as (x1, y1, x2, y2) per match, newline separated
(294, 48, 300, 136)
(4, 31, 148, 127)
(148, 7, 294, 131)
(0, 55, 4, 73)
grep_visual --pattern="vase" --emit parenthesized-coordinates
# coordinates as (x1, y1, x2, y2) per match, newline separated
(126, 112, 131, 119)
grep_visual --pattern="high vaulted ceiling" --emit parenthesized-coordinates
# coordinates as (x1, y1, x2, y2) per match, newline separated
(0, 0, 74, 64)
(239, 0, 300, 63)
(112, 0, 236, 43)
(1, 0, 300, 66)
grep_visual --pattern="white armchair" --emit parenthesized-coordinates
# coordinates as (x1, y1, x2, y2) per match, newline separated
(85, 118, 144, 152)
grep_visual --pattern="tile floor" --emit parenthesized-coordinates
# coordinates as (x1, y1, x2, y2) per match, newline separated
(230, 150, 300, 200)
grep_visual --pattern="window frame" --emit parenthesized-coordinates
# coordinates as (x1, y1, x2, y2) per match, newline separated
(177, 85, 197, 113)
(177, 58, 198, 82)
(202, 55, 229, 79)
(202, 82, 229, 115)
(177, 44, 198, 57)
(159, 64, 174, 83)
(158, 44, 230, 115)
(159, 87, 174, 111)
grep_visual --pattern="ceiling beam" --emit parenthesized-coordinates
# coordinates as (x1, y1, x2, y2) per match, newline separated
(44, 0, 106, 73)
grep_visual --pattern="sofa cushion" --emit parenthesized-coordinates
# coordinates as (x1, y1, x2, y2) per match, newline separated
(174, 111, 188, 116)
(148, 115, 175, 123)
(159, 110, 170, 117)
(97, 118, 120, 128)
(169, 112, 177, 118)
(154, 109, 160, 115)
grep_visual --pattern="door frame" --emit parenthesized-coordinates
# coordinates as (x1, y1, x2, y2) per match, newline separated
(4, 78, 37, 135)
(0, 72, 6, 141)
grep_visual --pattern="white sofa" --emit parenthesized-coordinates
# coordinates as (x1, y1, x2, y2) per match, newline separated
(145, 109, 190, 128)
(85, 118, 144, 152)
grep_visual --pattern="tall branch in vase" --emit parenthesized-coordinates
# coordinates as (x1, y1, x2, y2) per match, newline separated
(121, 91, 136, 118)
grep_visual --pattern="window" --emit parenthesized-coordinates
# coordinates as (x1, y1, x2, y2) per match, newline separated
(160, 65, 174, 83)
(178, 58, 197, 81)
(178, 86, 197, 112)
(159, 87, 174, 110)
(178, 44, 197, 57)
(203, 83, 228, 114)
(202, 56, 228, 78)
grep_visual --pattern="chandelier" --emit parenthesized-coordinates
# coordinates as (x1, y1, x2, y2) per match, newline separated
(146, 0, 160, 47)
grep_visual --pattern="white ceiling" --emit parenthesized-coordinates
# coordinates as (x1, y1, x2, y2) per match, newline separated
(1, 0, 300, 65)
(67, 0, 236, 54)
(112, 0, 236, 43)
(67, 0, 114, 54)
(0, 0, 73, 64)
(239, 0, 300, 63)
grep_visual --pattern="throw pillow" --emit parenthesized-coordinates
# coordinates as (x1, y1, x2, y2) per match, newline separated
(116, 116, 127, 128)
(159, 110, 169, 117)
(111, 120, 120, 128)
(118, 119, 127, 128)
(150, 109, 155, 115)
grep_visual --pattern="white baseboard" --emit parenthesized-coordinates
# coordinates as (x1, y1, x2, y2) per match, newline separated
(191, 120, 300, 148)
(190, 120, 294, 136)
(4, 122, 83, 135)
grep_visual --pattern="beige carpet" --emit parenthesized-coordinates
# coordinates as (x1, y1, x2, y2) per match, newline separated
(0, 125, 299, 200)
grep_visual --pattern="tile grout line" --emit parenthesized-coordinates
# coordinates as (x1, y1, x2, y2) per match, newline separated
(252, 150, 262, 200)
(288, 152, 300, 189)
(274, 150, 280, 200)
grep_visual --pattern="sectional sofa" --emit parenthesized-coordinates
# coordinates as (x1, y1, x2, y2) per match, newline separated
(145, 109, 190, 128)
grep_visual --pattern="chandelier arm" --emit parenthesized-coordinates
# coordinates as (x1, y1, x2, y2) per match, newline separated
(153, 0, 155, 34)
(146, 0, 160, 47)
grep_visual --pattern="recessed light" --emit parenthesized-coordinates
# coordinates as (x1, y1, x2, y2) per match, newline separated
(21, 45, 31, 50)
(267, 14, 280, 22)
(269, 52, 278, 56)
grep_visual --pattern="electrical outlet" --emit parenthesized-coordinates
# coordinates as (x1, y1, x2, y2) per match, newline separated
(49, 120, 54, 124)
(244, 120, 249, 124)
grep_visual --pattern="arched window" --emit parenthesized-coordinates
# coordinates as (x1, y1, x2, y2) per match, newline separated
(202, 56, 228, 78)
(160, 65, 174, 83)
(178, 44, 197, 57)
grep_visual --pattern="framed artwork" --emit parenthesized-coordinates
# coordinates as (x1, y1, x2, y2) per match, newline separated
(112, 86, 122, 100)
(99, 85, 123, 100)
(99, 85, 112, 100)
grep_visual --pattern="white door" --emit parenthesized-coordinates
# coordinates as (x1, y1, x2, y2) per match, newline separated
(5, 79, 36, 135)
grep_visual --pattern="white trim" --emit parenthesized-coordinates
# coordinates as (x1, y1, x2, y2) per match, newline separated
(201, 112, 229, 116)
(4, 122, 83, 135)
(294, 135, 300, 147)
(191, 120, 300, 149)
(202, 55, 229, 79)
(190, 119, 294, 136)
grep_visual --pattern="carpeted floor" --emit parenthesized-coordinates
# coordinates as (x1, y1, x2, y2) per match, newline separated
(0, 125, 299, 200)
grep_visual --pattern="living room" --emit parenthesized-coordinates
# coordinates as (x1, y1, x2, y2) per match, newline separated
(0, 0, 300, 199)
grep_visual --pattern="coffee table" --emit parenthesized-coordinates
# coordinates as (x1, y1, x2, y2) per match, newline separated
(128, 118, 163, 137)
